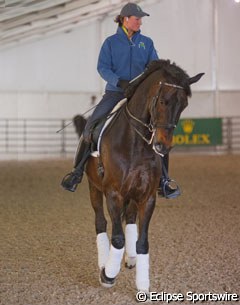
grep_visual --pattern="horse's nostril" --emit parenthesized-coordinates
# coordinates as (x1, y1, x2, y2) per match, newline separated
(153, 143, 169, 156)
(155, 143, 163, 152)
(153, 143, 164, 154)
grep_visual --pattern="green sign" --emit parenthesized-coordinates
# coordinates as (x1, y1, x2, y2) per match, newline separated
(173, 118, 222, 146)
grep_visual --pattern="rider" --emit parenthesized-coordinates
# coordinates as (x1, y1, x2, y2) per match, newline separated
(61, 2, 180, 199)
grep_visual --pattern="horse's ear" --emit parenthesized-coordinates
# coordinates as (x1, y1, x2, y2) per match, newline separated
(188, 73, 205, 85)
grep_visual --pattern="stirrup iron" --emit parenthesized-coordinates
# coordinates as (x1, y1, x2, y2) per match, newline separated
(161, 178, 181, 199)
(61, 172, 83, 192)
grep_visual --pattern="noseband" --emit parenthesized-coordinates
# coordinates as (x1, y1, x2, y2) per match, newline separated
(125, 81, 184, 145)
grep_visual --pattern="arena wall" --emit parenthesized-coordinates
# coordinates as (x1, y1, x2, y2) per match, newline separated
(0, 0, 240, 119)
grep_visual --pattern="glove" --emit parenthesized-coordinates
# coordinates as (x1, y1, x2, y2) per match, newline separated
(117, 79, 130, 90)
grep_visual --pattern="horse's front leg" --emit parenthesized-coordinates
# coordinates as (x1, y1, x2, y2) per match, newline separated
(100, 191, 125, 288)
(88, 181, 109, 271)
(136, 196, 156, 293)
(125, 200, 138, 269)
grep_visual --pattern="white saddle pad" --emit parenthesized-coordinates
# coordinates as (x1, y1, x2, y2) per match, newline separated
(91, 98, 127, 157)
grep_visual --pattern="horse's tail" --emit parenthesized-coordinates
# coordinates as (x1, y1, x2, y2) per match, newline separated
(73, 114, 87, 138)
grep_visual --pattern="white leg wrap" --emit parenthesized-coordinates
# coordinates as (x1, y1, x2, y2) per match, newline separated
(125, 224, 138, 257)
(136, 254, 150, 292)
(96, 233, 110, 270)
(125, 224, 138, 267)
(105, 245, 124, 278)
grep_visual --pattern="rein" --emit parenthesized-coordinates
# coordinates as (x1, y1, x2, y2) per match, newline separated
(125, 81, 184, 145)
(125, 105, 154, 145)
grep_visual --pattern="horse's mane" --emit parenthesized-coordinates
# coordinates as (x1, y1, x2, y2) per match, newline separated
(125, 59, 191, 99)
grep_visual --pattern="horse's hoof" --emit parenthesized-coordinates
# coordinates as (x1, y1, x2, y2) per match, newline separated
(99, 268, 116, 288)
(125, 256, 136, 269)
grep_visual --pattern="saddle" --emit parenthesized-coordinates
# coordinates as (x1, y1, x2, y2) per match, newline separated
(91, 98, 127, 157)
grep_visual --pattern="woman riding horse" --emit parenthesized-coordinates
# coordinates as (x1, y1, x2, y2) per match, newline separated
(73, 60, 203, 292)
(61, 3, 180, 198)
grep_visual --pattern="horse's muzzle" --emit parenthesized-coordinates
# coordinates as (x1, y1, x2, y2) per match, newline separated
(152, 128, 173, 156)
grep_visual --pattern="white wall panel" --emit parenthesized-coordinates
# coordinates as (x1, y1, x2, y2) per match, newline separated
(181, 92, 215, 118)
(218, 0, 240, 89)
(0, 93, 18, 118)
(219, 92, 240, 116)
(0, 0, 240, 120)
(0, 22, 100, 92)
(0, 91, 100, 119)
(142, 0, 213, 91)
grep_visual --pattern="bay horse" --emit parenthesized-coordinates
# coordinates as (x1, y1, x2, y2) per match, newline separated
(85, 60, 204, 293)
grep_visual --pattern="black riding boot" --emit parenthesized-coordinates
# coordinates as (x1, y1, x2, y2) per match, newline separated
(158, 154, 181, 199)
(61, 140, 91, 192)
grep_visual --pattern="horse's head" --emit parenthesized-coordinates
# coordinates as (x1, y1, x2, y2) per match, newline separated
(124, 60, 204, 156)
(149, 70, 204, 156)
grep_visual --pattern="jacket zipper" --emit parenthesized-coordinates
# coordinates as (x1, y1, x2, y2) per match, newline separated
(129, 37, 135, 80)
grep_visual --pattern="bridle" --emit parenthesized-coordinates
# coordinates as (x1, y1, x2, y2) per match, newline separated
(125, 81, 185, 145)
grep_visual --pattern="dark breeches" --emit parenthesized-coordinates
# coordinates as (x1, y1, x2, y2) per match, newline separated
(83, 90, 125, 140)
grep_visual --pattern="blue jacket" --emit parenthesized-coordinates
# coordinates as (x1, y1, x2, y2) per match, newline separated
(97, 27, 159, 92)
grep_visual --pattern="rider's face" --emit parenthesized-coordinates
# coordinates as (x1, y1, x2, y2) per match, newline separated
(125, 16, 142, 32)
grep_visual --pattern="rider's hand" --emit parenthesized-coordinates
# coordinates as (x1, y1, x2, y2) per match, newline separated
(117, 79, 130, 90)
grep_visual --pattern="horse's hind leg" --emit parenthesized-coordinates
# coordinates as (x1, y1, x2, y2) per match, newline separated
(136, 196, 156, 293)
(88, 181, 109, 271)
(125, 200, 138, 269)
(100, 192, 125, 287)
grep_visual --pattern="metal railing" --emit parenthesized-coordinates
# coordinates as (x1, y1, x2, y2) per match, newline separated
(0, 118, 78, 158)
(0, 117, 239, 159)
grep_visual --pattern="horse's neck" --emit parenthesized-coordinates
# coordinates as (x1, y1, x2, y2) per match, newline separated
(108, 72, 157, 145)
(127, 70, 160, 119)
(127, 89, 149, 120)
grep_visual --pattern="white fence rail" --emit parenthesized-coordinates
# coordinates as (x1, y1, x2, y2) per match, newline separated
(0, 118, 78, 159)
(0, 117, 240, 159)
